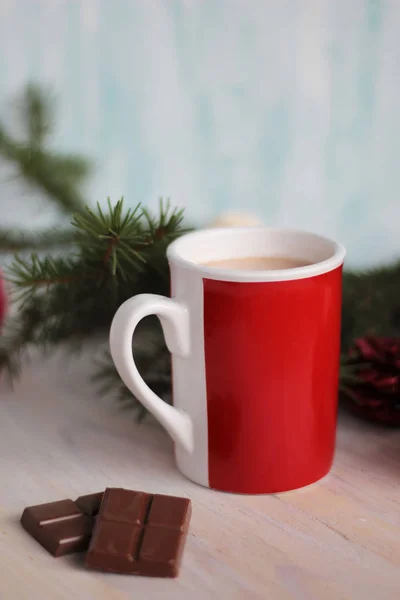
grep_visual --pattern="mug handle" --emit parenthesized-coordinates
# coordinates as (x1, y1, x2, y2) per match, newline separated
(109, 294, 194, 453)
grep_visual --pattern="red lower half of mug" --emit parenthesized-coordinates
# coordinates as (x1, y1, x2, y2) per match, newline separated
(203, 267, 342, 493)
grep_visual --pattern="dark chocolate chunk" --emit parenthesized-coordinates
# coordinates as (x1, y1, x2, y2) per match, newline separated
(21, 498, 95, 557)
(75, 492, 104, 517)
(85, 488, 191, 577)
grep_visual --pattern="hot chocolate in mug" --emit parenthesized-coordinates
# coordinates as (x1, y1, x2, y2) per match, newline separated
(109, 227, 346, 494)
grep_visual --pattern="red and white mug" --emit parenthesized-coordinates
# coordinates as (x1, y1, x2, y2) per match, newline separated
(109, 227, 345, 494)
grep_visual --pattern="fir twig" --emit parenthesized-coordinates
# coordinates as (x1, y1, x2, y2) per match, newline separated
(0, 83, 91, 215)
(141, 197, 187, 240)
(0, 198, 188, 379)
(0, 85, 191, 416)
(7, 254, 82, 304)
(0, 227, 77, 253)
(72, 198, 147, 280)
(18, 83, 55, 146)
(341, 261, 400, 351)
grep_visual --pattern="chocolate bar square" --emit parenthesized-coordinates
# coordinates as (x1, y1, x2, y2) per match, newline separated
(85, 488, 191, 577)
(25, 499, 82, 525)
(147, 494, 191, 531)
(100, 488, 150, 524)
(139, 527, 187, 577)
(90, 520, 143, 572)
(21, 499, 94, 557)
(75, 492, 104, 517)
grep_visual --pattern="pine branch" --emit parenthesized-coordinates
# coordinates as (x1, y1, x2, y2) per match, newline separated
(0, 227, 77, 253)
(141, 197, 187, 240)
(11, 146, 90, 214)
(341, 261, 400, 351)
(0, 198, 188, 377)
(0, 83, 91, 215)
(0, 85, 187, 418)
(7, 254, 82, 304)
(18, 83, 55, 146)
(71, 198, 147, 280)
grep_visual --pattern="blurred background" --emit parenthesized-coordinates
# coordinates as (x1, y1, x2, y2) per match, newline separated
(0, 0, 399, 268)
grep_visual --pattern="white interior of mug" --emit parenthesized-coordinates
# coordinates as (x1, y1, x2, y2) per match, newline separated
(167, 227, 346, 282)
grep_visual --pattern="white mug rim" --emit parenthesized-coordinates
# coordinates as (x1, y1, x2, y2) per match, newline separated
(167, 227, 346, 282)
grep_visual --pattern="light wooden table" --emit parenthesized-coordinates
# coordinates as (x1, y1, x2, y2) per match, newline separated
(1, 348, 399, 600)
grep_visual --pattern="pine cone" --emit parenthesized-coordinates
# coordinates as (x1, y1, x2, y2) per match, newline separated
(344, 336, 400, 426)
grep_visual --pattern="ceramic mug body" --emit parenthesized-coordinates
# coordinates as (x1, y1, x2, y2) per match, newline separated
(109, 228, 345, 494)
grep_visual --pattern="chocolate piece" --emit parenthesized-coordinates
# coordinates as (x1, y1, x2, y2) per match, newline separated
(21, 498, 94, 557)
(75, 492, 104, 517)
(85, 488, 191, 577)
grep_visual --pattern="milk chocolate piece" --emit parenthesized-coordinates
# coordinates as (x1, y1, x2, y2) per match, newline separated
(85, 488, 191, 577)
(75, 492, 104, 517)
(21, 498, 94, 557)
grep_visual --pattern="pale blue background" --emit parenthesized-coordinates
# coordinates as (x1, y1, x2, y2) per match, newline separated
(1, 0, 399, 267)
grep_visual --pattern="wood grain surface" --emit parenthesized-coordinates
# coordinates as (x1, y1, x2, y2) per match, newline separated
(0, 348, 399, 600)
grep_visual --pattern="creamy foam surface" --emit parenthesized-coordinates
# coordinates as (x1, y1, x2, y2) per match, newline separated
(201, 256, 313, 270)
